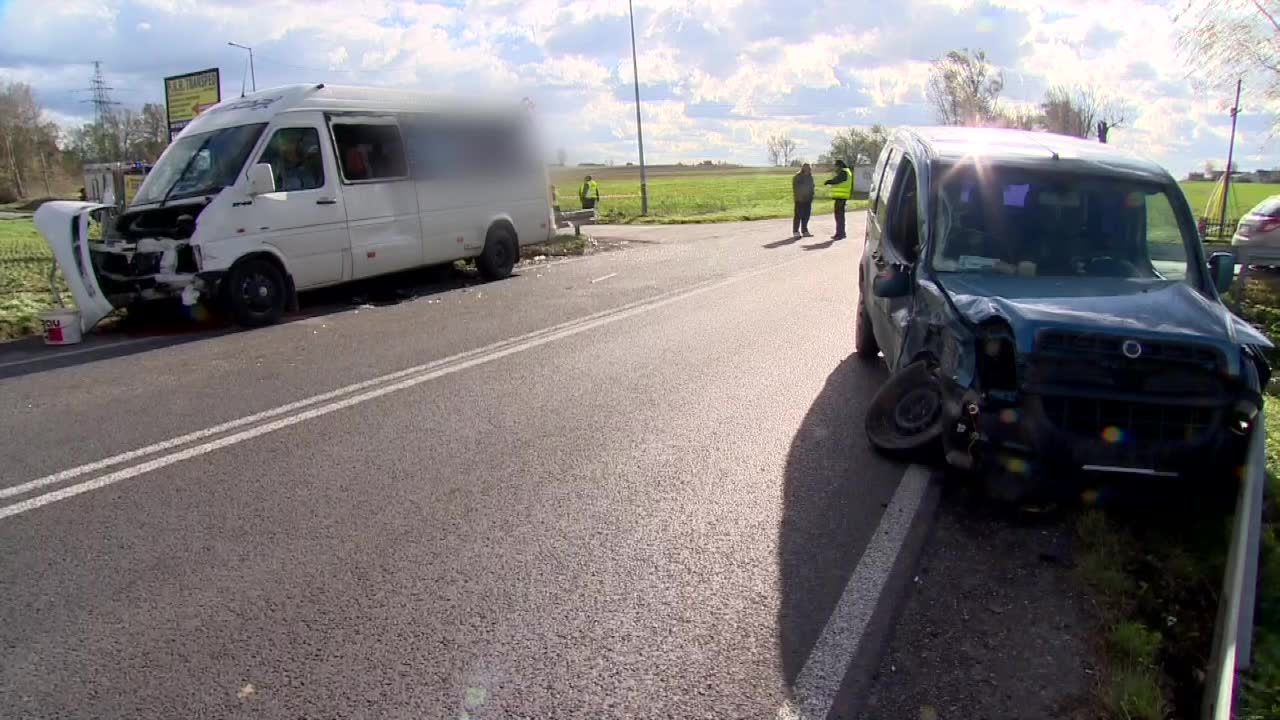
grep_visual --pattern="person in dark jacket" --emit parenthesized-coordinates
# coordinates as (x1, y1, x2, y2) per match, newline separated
(791, 163, 814, 239)
(824, 159, 855, 240)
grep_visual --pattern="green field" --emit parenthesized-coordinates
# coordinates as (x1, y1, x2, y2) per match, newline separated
(550, 165, 868, 224)
(1179, 181, 1280, 219)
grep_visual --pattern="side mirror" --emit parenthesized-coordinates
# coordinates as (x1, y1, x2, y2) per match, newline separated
(872, 266, 912, 298)
(247, 163, 276, 196)
(1207, 251, 1236, 294)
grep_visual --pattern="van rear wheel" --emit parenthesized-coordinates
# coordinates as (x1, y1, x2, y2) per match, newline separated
(227, 258, 286, 327)
(477, 226, 518, 280)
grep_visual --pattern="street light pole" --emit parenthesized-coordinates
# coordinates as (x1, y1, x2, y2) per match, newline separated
(228, 42, 256, 92)
(627, 0, 648, 215)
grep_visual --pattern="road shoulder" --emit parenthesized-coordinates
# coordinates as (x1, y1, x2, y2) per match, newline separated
(860, 485, 1098, 720)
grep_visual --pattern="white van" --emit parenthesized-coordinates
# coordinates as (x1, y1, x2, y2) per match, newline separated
(35, 84, 553, 328)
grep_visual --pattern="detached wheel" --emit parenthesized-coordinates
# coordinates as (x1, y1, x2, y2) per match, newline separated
(477, 225, 518, 280)
(855, 304, 880, 361)
(865, 361, 944, 458)
(227, 258, 286, 327)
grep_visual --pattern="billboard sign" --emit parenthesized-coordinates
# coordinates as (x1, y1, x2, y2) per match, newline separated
(164, 68, 221, 141)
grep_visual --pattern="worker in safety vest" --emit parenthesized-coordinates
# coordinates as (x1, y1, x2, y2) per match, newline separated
(823, 159, 855, 240)
(579, 175, 600, 210)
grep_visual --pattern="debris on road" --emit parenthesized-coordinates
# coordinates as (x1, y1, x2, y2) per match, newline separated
(590, 273, 618, 284)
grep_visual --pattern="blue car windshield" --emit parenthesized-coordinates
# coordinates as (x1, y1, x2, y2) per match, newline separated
(930, 165, 1193, 283)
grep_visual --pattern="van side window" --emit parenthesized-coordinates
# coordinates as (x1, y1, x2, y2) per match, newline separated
(258, 128, 325, 192)
(333, 124, 408, 182)
(888, 159, 921, 263)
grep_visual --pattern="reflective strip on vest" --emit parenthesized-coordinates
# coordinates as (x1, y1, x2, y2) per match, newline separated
(581, 181, 599, 198)
(830, 168, 854, 200)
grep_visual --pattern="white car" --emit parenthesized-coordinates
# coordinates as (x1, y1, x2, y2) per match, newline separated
(36, 84, 554, 329)
(1231, 195, 1280, 263)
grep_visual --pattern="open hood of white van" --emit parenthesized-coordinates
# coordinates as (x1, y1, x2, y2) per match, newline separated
(33, 202, 117, 332)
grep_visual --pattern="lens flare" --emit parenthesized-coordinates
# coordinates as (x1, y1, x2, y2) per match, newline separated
(1101, 426, 1125, 444)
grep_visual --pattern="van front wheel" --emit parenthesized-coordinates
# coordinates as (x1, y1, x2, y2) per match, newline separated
(477, 226, 518, 280)
(227, 258, 286, 327)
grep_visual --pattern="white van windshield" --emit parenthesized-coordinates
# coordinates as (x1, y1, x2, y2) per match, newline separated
(132, 123, 268, 205)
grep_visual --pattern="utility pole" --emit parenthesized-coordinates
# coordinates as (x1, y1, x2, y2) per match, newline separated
(81, 61, 120, 161)
(228, 42, 256, 92)
(627, 0, 648, 215)
(39, 151, 51, 196)
(5, 133, 24, 199)
(1219, 78, 1242, 240)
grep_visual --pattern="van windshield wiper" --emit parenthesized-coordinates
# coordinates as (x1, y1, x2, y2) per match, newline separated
(159, 138, 214, 208)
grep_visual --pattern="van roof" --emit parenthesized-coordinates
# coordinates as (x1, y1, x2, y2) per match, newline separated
(897, 126, 1171, 183)
(181, 84, 525, 137)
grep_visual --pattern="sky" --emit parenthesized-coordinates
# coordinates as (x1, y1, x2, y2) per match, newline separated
(0, 0, 1274, 178)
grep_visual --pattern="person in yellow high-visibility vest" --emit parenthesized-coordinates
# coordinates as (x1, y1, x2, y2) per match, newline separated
(579, 175, 600, 210)
(823, 159, 855, 240)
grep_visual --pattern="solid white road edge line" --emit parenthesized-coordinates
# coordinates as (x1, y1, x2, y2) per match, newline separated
(0, 256, 805, 520)
(777, 464, 931, 720)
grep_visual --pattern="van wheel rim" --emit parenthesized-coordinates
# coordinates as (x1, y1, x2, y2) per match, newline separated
(493, 241, 510, 268)
(239, 272, 276, 312)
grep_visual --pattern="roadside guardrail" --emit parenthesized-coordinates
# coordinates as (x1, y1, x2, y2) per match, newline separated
(1203, 413, 1266, 719)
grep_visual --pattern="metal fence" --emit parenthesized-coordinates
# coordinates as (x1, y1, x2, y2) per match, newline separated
(1200, 217, 1240, 243)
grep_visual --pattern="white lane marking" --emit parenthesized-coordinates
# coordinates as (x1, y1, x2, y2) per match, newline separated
(0, 257, 805, 520)
(0, 272, 753, 501)
(590, 272, 617, 284)
(778, 464, 931, 720)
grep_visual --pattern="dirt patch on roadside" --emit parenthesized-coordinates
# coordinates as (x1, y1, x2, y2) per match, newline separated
(860, 486, 1098, 720)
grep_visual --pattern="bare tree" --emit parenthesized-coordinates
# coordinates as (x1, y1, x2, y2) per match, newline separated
(1177, 1, 1280, 126)
(926, 49, 1005, 126)
(0, 81, 62, 200)
(766, 136, 781, 166)
(823, 125, 888, 167)
(1041, 85, 1096, 138)
(765, 133, 797, 166)
(780, 135, 797, 165)
(1094, 95, 1132, 143)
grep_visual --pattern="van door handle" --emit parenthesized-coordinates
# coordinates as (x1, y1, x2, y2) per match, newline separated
(316, 199, 337, 205)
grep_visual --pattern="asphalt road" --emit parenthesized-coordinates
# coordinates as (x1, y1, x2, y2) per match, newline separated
(0, 214, 922, 719)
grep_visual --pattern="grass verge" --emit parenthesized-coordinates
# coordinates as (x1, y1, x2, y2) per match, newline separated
(1074, 272, 1280, 719)
(0, 216, 64, 341)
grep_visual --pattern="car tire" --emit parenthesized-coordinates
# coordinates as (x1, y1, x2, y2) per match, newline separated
(477, 225, 518, 280)
(227, 258, 286, 327)
(855, 303, 880, 360)
(865, 361, 943, 459)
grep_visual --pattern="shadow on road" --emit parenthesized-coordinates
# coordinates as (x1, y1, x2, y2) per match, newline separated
(802, 239, 839, 251)
(777, 354, 902, 694)
(0, 262, 501, 380)
(763, 236, 802, 249)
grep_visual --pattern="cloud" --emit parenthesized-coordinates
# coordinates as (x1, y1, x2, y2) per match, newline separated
(0, 0, 1274, 176)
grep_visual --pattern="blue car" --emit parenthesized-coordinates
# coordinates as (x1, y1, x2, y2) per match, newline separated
(856, 127, 1272, 500)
